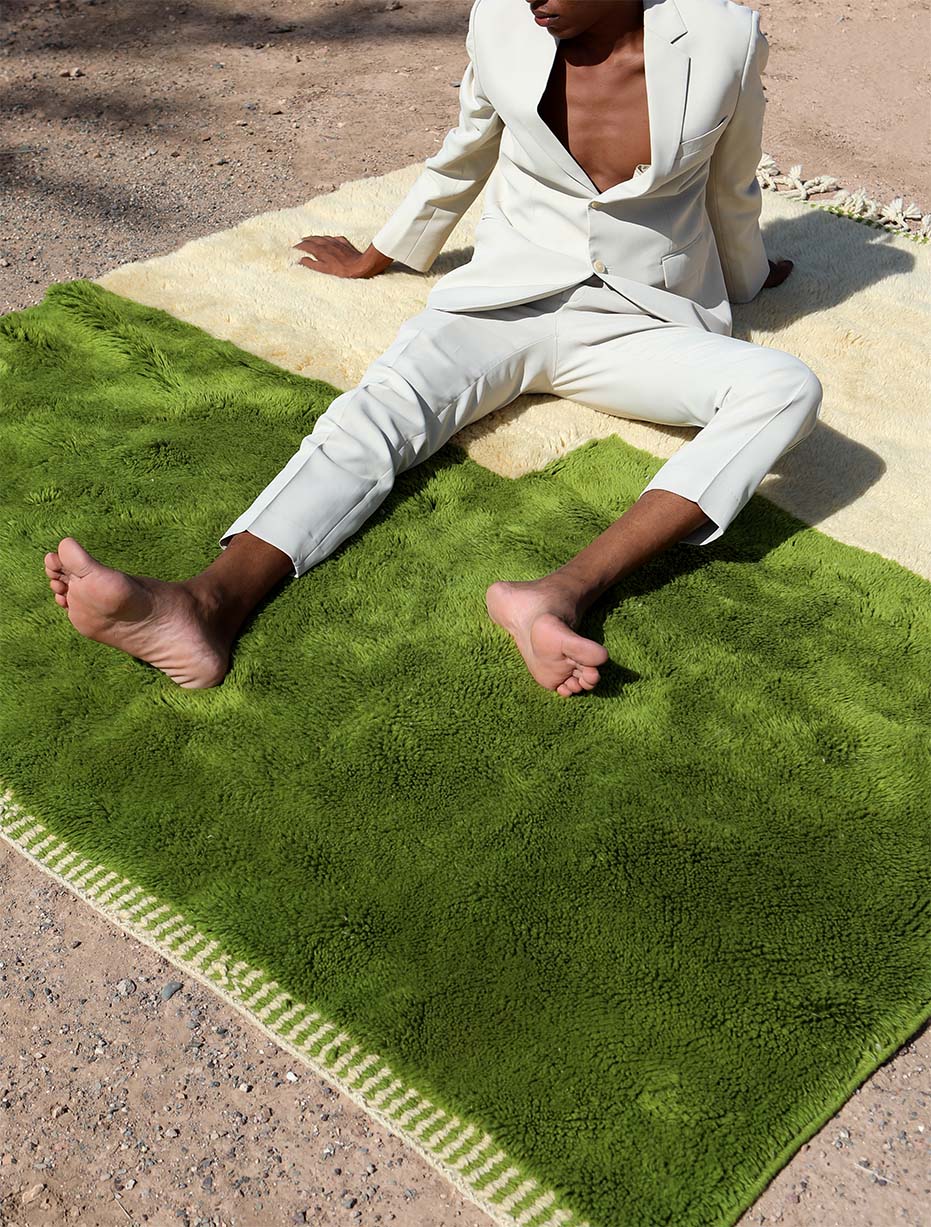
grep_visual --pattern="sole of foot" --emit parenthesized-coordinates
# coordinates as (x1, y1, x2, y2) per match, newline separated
(44, 537, 232, 689)
(485, 579, 609, 696)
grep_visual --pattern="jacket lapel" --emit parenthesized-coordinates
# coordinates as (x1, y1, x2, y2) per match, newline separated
(514, 0, 690, 201)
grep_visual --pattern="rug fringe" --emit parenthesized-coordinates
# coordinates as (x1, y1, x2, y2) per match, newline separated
(757, 152, 930, 242)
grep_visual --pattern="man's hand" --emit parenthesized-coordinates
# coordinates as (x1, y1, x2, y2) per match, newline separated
(292, 236, 393, 279)
(762, 257, 793, 289)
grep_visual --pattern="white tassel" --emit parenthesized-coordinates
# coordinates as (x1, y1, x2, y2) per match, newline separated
(755, 152, 929, 241)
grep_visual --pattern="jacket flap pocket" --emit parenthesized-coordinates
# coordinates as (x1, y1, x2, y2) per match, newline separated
(675, 116, 729, 159)
(661, 229, 711, 293)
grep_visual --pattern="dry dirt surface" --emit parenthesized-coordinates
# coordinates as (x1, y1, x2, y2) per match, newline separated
(0, 0, 928, 312)
(1, 2, 930, 1226)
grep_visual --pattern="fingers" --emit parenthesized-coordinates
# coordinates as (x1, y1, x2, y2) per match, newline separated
(292, 234, 350, 253)
(764, 257, 793, 289)
(297, 255, 336, 276)
(293, 239, 332, 274)
(292, 234, 360, 277)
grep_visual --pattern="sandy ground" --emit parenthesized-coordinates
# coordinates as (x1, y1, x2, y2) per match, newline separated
(1, 0, 928, 314)
(1, 1, 929, 1225)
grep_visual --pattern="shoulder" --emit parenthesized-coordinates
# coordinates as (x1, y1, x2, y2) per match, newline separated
(676, 0, 765, 81)
(471, 0, 524, 38)
(676, 0, 760, 51)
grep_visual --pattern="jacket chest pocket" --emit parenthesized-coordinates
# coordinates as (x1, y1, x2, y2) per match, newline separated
(673, 116, 729, 167)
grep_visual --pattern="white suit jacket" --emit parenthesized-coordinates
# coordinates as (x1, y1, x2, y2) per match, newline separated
(371, 0, 771, 337)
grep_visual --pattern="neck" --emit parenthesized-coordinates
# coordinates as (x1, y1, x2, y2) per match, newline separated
(561, 1, 645, 63)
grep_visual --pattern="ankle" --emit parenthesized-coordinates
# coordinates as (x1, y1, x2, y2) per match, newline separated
(181, 576, 244, 633)
(541, 568, 602, 621)
(525, 573, 586, 624)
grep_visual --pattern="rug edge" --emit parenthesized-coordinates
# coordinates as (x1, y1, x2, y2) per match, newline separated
(716, 997, 931, 1227)
(4, 785, 929, 1227)
(0, 789, 594, 1227)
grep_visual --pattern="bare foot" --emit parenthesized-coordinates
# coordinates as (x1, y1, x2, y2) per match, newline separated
(44, 537, 234, 689)
(485, 578, 609, 697)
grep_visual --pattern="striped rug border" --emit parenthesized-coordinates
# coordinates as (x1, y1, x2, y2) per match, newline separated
(0, 785, 593, 1227)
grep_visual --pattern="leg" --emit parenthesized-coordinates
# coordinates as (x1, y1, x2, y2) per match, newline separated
(487, 289, 823, 696)
(217, 297, 558, 577)
(44, 299, 557, 687)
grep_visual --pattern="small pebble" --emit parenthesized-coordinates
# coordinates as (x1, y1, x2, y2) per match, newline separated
(160, 981, 183, 1002)
(21, 1183, 46, 1206)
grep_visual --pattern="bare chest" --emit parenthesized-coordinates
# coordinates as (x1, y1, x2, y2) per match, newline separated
(536, 46, 652, 194)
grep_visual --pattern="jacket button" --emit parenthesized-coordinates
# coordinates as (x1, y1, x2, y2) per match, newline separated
(589, 200, 600, 209)
(593, 259, 606, 273)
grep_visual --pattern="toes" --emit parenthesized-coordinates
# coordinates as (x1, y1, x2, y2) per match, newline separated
(557, 665, 599, 695)
(49, 578, 67, 595)
(54, 593, 68, 608)
(556, 675, 583, 696)
(551, 624, 609, 667)
(44, 551, 63, 577)
(57, 536, 96, 578)
(568, 662, 600, 689)
(570, 636, 610, 667)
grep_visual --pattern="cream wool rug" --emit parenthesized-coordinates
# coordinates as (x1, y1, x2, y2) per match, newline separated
(95, 160, 931, 579)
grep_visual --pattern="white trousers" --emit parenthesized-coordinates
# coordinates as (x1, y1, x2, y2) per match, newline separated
(219, 275, 823, 578)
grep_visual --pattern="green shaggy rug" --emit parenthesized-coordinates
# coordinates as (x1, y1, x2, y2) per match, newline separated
(1, 280, 929, 1227)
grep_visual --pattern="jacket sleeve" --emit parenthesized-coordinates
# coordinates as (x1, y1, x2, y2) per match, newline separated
(706, 7, 771, 303)
(370, 0, 503, 272)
